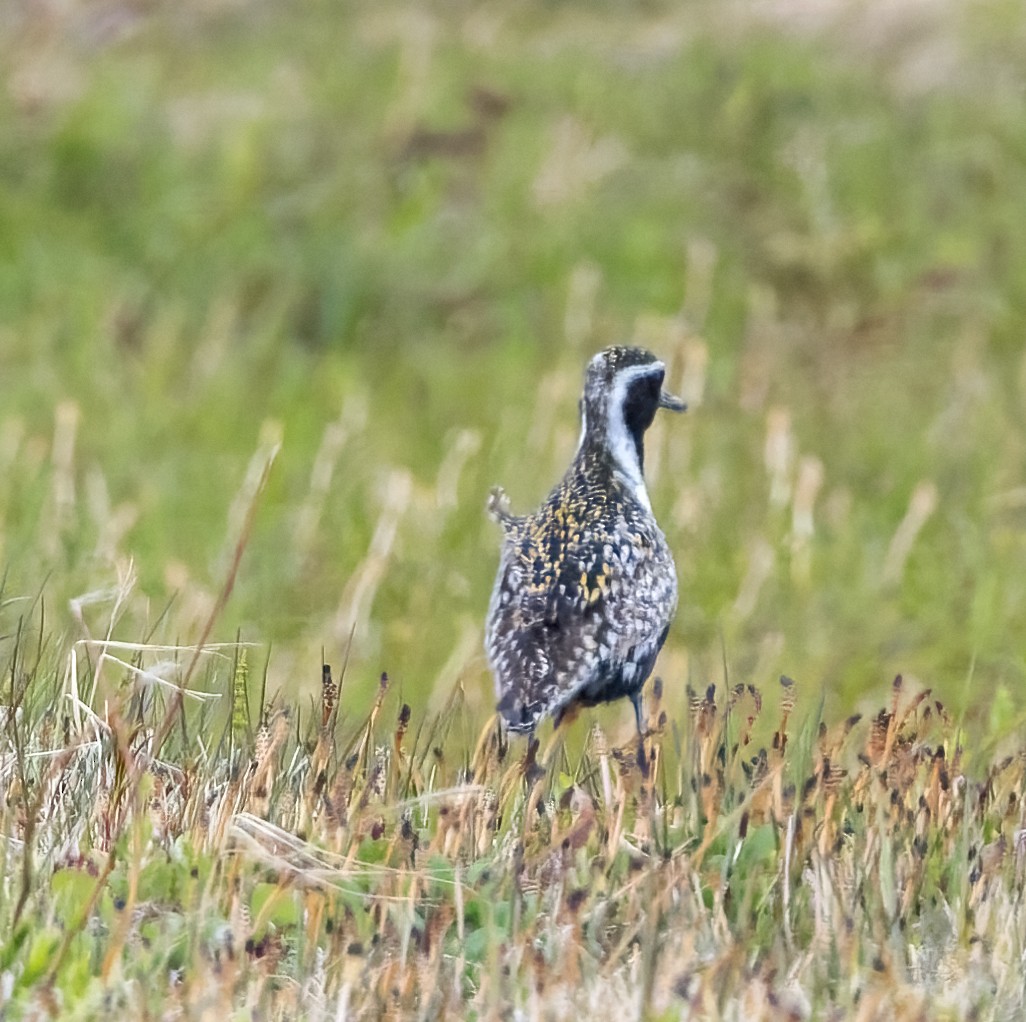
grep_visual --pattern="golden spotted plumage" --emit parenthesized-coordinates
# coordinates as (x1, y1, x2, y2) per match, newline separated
(486, 346, 685, 738)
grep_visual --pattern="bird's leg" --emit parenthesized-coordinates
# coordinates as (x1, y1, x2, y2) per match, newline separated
(519, 733, 547, 839)
(631, 692, 649, 780)
(521, 732, 545, 788)
(542, 704, 579, 774)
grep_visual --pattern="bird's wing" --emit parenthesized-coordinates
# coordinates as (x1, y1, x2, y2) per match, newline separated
(486, 518, 672, 733)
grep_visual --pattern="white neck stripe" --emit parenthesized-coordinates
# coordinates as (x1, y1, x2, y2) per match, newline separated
(606, 362, 663, 512)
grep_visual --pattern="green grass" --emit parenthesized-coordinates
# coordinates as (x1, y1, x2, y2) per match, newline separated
(3, 0, 1026, 1015)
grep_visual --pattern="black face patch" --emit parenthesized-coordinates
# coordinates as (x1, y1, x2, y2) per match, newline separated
(622, 368, 664, 467)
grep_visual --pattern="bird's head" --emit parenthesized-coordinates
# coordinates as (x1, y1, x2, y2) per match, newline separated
(577, 346, 686, 488)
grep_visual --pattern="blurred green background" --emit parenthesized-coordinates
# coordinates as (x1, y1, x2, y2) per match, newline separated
(3, 0, 1026, 739)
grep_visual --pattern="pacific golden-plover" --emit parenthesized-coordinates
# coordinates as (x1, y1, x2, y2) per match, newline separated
(486, 346, 685, 763)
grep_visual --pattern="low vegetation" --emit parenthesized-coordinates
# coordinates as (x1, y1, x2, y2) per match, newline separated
(2, 601, 1024, 1018)
(3, 0, 1026, 1016)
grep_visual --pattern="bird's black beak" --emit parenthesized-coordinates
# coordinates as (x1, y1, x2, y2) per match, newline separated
(658, 389, 687, 412)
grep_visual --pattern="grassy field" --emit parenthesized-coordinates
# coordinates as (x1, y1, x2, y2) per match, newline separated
(3, 0, 1026, 1016)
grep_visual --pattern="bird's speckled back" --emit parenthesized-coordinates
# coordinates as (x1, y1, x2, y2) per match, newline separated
(486, 345, 685, 736)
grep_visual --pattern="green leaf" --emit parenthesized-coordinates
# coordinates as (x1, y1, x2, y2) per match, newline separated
(0, 921, 31, 972)
(138, 858, 181, 903)
(18, 929, 62, 989)
(251, 883, 301, 930)
(51, 868, 101, 927)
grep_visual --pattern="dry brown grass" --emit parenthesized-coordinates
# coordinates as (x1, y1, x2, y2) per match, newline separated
(3, 632, 1025, 1020)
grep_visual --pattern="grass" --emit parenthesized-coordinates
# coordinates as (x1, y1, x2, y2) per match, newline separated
(3, 610, 1026, 1019)
(3, 0, 1026, 1016)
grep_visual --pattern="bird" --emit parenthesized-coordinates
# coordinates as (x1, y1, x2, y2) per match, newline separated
(485, 345, 685, 767)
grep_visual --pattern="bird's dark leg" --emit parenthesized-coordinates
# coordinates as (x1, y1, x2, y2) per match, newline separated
(631, 692, 649, 779)
(541, 704, 578, 777)
(522, 731, 545, 787)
